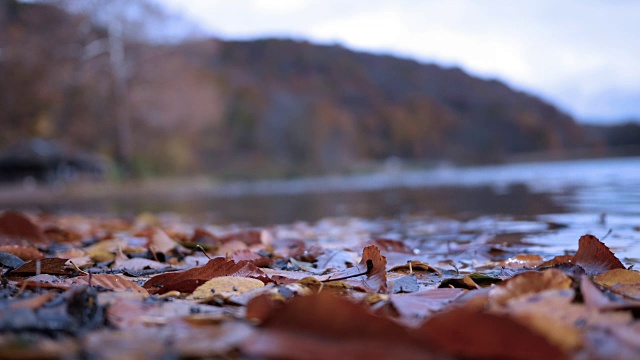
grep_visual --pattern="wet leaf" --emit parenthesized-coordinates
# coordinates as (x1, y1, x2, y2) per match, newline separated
(188, 276, 264, 300)
(0, 251, 25, 269)
(489, 269, 572, 305)
(499, 254, 544, 269)
(439, 273, 502, 289)
(143, 257, 270, 295)
(573, 234, 624, 276)
(389, 288, 465, 320)
(389, 274, 419, 293)
(594, 268, 640, 300)
(417, 307, 567, 360)
(538, 255, 574, 268)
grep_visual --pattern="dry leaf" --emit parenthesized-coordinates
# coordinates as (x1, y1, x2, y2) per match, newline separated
(0, 245, 44, 261)
(573, 234, 624, 276)
(0, 211, 47, 245)
(226, 249, 271, 267)
(538, 255, 574, 268)
(188, 276, 264, 300)
(7, 258, 76, 278)
(390, 288, 465, 320)
(242, 292, 434, 359)
(389, 260, 441, 276)
(417, 307, 567, 360)
(321, 245, 387, 293)
(489, 269, 572, 305)
(594, 268, 640, 300)
(143, 258, 270, 295)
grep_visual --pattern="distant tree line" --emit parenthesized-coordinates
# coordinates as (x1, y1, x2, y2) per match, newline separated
(0, 1, 637, 179)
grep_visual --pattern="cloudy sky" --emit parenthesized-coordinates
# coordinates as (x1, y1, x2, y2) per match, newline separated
(156, 0, 640, 123)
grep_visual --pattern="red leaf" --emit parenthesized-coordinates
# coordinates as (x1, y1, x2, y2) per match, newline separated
(143, 258, 270, 295)
(242, 292, 435, 359)
(417, 307, 567, 360)
(0, 211, 47, 245)
(573, 234, 624, 276)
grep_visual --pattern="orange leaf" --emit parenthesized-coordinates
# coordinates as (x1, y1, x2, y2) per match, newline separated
(572, 234, 624, 276)
(594, 268, 640, 300)
(0, 244, 44, 261)
(489, 269, 572, 305)
(242, 292, 434, 359)
(143, 257, 270, 295)
(499, 254, 544, 269)
(417, 307, 567, 360)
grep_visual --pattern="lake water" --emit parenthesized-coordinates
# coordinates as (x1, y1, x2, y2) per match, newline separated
(3, 156, 640, 263)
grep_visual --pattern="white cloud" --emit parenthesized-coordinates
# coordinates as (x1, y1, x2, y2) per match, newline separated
(154, 0, 640, 120)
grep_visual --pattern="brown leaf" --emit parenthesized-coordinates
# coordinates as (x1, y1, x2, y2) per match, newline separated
(368, 238, 413, 254)
(219, 229, 266, 246)
(580, 274, 616, 309)
(79, 274, 148, 294)
(389, 260, 441, 277)
(390, 288, 465, 320)
(594, 268, 640, 300)
(242, 292, 435, 359)
(143, 257, 270, 295)
(0, 211, 47, 245)
(226, 249, 271, 267)
(538, 255, 574, 268)
(7, 258, 76, 278)
(0, 244, 44, 261)
(573, 234, 624, 276)
(322, 245, 387, 293)
(489, 269, 572, 305)
(417, 307, 567, 360)
(499, 254, 544, 269)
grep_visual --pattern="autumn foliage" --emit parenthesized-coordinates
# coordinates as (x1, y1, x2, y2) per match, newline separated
(0, 210, 639, 358)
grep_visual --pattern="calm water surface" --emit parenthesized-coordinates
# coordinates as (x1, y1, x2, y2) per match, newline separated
(3, 156, 640, 262)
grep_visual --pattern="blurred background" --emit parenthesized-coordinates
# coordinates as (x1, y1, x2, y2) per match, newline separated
(0, 0, 639, 224)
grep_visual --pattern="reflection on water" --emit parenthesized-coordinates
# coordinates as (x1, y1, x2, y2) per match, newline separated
(1, 156, 640, 260)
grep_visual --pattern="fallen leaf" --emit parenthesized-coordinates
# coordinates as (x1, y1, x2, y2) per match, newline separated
(417, 307, 567, 360)
(389, 260, 441, 277)
(188, 276, 264, 300)
(0, 211, 47, 245)
(538, 255, 574, 268)
(143, 258, 270, 295)
(499, 254, 544, 269)
(390, 288, 465, 321)
(439, 273, 502, 289)
(489, 269, 572, 305)
(315, 249, 357, 270)
(0, 251, 25, 269)
(7, 258, 77, 278)
(112, 257, 168, 271)
(6, 292, 57, 311)
(580, 274, 617, 310)
(389, 274, 419, 293)
(594, 268, 640, 300)
(322, 245, 387, 293)
(226, 249, 271, 267)
(242, 292, 435, 359)
(573, 234, 624, 276)
(0, 245, 45, 261)
(368, 238, 414, 254)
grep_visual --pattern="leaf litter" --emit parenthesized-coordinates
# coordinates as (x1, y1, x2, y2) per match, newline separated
(0, 210, 639, 359)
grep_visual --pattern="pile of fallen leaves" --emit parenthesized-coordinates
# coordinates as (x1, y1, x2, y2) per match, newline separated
(0, 210, 639, 359)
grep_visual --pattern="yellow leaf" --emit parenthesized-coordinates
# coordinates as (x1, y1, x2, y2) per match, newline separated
(187, 276, 264, 300)
(594, 268, 640, 300)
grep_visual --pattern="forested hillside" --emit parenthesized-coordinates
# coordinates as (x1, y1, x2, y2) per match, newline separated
(1, 1, 629, 179)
